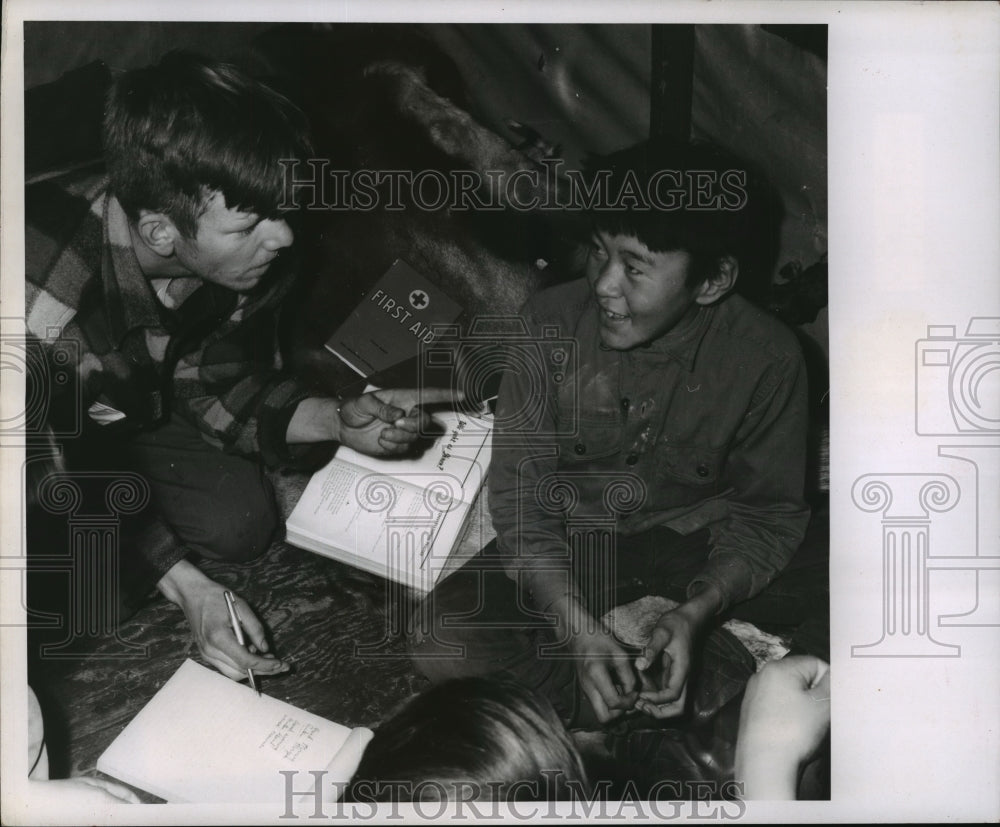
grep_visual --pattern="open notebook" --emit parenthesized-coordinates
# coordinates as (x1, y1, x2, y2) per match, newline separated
(96, 659, 372, 804)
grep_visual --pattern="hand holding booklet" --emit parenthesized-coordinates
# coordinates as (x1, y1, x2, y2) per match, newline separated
(96, 659, 372, 804)
(284, 404, 493, 592)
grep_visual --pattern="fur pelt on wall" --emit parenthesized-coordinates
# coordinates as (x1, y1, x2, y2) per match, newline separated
(259, 26, 579, 397)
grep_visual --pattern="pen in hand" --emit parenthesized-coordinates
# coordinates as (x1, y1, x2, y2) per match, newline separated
(224, 589, 259, 695)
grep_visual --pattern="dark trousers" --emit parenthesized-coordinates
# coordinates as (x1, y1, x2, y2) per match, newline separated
(122, 417, 279, 566)
(28, 414, 279, 622)
(408, 515, 829, 726)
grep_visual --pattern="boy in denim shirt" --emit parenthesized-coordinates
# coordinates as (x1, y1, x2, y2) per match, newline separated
(412, 141, 815, 727)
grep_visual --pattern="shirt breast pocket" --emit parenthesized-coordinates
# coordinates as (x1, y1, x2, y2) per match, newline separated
(656, 440, 725, 489)
(558, 417, 623, 462)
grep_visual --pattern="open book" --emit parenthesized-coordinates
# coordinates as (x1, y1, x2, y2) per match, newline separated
(285, 408, 493, 592)
(96, 659, 372, 804)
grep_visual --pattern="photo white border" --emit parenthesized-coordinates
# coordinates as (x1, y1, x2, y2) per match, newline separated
(2, 1, 998, 823)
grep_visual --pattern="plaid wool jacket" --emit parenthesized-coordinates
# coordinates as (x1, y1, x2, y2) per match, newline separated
(25, 170, 318, 580)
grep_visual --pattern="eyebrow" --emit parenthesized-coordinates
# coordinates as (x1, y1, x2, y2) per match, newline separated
(231, 214, 261, 228)
(621, 248, 655, 267)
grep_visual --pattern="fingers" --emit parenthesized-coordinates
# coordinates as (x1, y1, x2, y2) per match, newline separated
(613, 654, 638, 698)
(423, 388, 466, 406)
(635, 626, 680, 702)
(765, 654, 830, 692)
(44, 777, 142, 806)
(582, 665, 632, 723)
(581, 678, 615, 724)
(635, 688, 687, 720)
(374, 388, 467, 421)
(231, 595, 269, 654)
(810, 668, 831, 700)
(342, 389, 468, 458)
(75, 776, 142, 804)
(593, 662, 635, 714)
(634, 647, 687, 718)
(349, 393, 404, 426)
(799, 655, 830, 690)
(204, 632, 288, 681)
(200, 594, 289, 682)
(349, 387, 468, 417)
(635, 620, 691, 718)
(389, 414, 423, 435)
(635, 623, 669, 672)
(579, 643, 639, 723)
(662, 633, 690, 697)
(377, 424, 424, 445)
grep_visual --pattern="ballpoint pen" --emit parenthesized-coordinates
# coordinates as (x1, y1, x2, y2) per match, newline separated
(224, 589, 259, 695)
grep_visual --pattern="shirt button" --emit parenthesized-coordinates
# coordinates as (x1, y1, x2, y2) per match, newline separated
(696, 463, 710, 478)
(626, 453, 639, 466)
(621, 397, 630, 412)
(574, 443, 586, 455)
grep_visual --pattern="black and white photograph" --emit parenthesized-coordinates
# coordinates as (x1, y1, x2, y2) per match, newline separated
(0, 2, 996, 824)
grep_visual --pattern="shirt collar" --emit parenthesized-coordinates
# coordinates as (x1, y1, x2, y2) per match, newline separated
(596, 303, 714, 371)
(641, 304, 714, 369)
(101, 193, 166, 343)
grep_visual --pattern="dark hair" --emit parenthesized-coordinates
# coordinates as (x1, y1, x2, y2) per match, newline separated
(585, 139, 781, 297)
(103, 50, 311, 237)
(344, 676, 588, 803)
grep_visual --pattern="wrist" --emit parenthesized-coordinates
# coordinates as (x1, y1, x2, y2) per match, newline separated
(156, 557, 208, 605)
(550, 596, 595, 644)
(287, 396, 342, 444)
(678, 582, 724, 628)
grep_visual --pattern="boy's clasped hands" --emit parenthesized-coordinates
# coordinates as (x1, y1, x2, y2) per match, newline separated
(568, 584, 724, 724)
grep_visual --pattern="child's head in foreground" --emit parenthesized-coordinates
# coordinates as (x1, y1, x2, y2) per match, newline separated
(344, 675, 588, 803)
(582, 139, 778, 350)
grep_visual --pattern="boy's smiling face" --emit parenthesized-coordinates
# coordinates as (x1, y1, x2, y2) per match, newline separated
(585, 230, 704, 351)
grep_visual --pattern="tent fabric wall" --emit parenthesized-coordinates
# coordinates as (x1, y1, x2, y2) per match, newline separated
(418, 22, 827, 277)
(418, 23, 652, 167)
(417, 22, 829, 353)
(693, 25, 827, 274)
(23, 21, 827, 305)
(22, 21, 275, 90)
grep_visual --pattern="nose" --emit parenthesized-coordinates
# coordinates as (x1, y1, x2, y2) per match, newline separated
(592, 259, 623, 298)
(261, 218, 294, 251)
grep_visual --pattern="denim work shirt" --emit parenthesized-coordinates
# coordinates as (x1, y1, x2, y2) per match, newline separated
(488, 278, 811, 613)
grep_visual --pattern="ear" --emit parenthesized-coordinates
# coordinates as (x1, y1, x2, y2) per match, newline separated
(694, 255, 739, 305)
(134, 211, 180, 258)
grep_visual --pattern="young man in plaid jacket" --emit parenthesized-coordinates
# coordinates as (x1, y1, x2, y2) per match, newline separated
(26, 51, 449, 682)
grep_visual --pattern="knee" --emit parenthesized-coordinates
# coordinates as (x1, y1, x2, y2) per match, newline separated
(406, 586, 526, 685)
(408, 621, 494, 684)
(191, 480, 278, 563)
